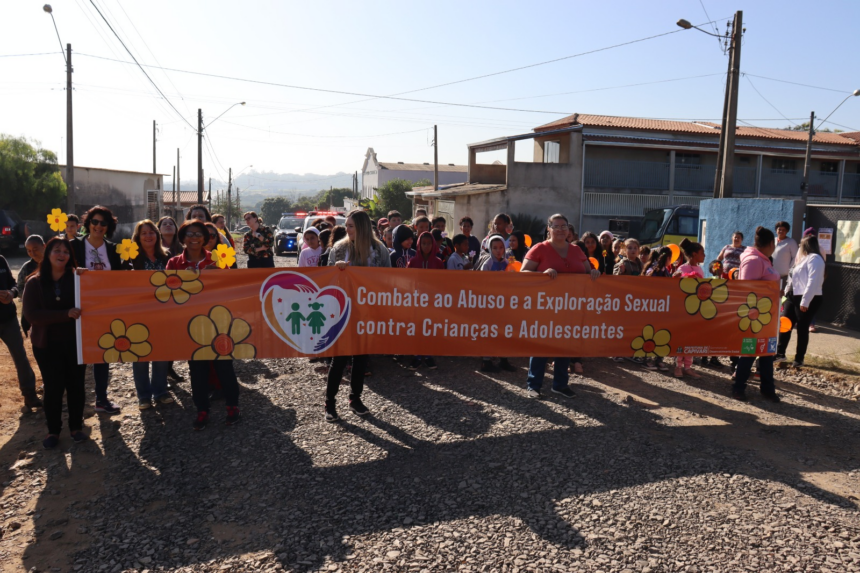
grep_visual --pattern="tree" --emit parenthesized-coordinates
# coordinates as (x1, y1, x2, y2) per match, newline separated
(316, 187, 354, 210)
(259, 196, 293, 227)
(784, 122, 842, 133)
(0, 135, 66, 217)
(414, 178, 432, 187)
(210, 192, 241, 224)
(375, 179, 414, 219)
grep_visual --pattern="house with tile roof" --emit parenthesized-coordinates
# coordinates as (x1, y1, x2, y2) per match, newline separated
(408, 114, 860, 237)
(360, 148, 467, 200)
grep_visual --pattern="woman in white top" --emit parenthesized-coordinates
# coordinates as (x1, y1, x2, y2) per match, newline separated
(776, 235, 825, 366)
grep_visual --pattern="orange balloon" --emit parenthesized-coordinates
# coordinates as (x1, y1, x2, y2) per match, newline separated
(589, 257, 599, 270)
(524, 235, 532, 248)
(668, 243, 681, 264)
(506, 260, 522, 272)
(779, 316, 792, 333)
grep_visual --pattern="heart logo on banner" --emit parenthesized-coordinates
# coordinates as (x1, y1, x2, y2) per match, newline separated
(260, 272, 351, 354)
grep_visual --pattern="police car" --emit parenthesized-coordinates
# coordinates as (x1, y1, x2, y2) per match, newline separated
(274, 212, 308, 256)
(296, 211, 346, 250)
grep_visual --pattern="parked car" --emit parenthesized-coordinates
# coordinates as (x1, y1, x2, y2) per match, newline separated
(296, 211, 346, 251)
(274, 212, 309, 256)
(234, 225, 250, 234)
(0, 210, 28, 254)
(639, 205, 700, 248)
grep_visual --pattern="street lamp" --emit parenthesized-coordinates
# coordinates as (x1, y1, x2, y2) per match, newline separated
(44, 4, 75, 214)
(198, 102, 246, 202)
(679, 11, 744, 198)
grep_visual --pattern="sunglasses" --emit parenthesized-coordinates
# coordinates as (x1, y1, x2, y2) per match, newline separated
(90, 219, 109, 227)
(185, 231, 205, 238)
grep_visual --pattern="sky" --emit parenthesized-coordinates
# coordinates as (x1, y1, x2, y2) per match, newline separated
(2, 0, 859, 190)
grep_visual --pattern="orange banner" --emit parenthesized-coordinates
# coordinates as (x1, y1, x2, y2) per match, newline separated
(76, 268, 780, 364)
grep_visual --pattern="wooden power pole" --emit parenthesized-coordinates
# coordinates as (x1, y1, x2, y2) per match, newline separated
(433, 124, 438, 191)
(153, 120, 156, 174)
(801, 111, 815, 202)
(197, 109, 204, 203)
(715, 10, 743, 198)
(176, 148, 180, 210)
(65, 43, 74, 214)
(226, 168, 233, 230)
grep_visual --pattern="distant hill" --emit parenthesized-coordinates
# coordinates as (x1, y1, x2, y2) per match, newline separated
(174, 170, 353, 195)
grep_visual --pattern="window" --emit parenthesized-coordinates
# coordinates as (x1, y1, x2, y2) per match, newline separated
(820, 162, 838, 173)
(771, 158, 797, 172)
(675, 153, 701, 166)
(544, 141, 560, 163)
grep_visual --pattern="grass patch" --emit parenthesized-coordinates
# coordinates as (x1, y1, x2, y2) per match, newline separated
(799, 355, 860, 377)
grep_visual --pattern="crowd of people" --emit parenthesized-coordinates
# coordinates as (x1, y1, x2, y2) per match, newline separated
(0, 203, 824, 444)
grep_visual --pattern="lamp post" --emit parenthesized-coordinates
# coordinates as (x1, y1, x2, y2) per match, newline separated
(43, 4, 75, 214)
(678, 12, 744, 199)
(801, 90, 860, 202)
(198, 102, 246, 203)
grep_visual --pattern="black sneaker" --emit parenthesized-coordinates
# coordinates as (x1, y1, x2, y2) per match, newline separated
(349, 395, 370, 416)
(424, 357, 437, 370)
(731, 391, 747, 402)
(225, 406, 241, 426)
(773, 353, 787, 362)
(527, 388, 541, 399)
(499, 359, 517, 372)
(94, 401, 121, 415)
(193, 411, 209, 431)
(324, 401, 339, 422)
(551, 386, 575, 398)
(43, 435, 59, 449)
(760, 392, 781, 403)
(708, 357, 722, 367)
(408, 358, 422, 371)
(481, 360, 500, 373)
(791, 361, 803, 368)
(71, 431, 89, 443)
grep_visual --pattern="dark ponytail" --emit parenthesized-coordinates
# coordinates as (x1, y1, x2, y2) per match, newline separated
(679, 237, 703, 257)
(754, 226, 775, 248)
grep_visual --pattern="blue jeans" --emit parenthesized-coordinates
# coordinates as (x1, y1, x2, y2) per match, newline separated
(93, 362, 110, 403)
(733, 356, 775, 395)
(132, 361, 169, 401)
(527, 357, 571, 392)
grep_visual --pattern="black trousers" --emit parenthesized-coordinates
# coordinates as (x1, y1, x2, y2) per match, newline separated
(33, 342, 86, 435)
(247, 256, 275, 269)
(777, 294, 823, 363)
(326, 355, 368, 401)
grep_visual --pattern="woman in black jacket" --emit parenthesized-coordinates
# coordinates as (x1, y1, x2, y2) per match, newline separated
(71, 205, 128, 415)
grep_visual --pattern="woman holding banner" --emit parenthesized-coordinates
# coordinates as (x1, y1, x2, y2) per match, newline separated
(732, 226, 781, 402)
(167, 220, 242, 429)
(23, 237, 86, 449)
(326, 209, 391, 422)
(71, 206, 128, 416)
(521, 214, 600, 396)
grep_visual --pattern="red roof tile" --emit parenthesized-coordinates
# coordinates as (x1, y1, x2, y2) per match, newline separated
(535, 113, 858, 146)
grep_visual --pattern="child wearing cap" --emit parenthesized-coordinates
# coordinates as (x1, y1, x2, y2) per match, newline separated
(298, 227, 322, 267)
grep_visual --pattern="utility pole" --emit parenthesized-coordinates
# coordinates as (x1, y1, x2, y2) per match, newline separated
(65, 43, 74, 214)
(712, 38, 733, 198)
(236, 187, 240, 217)
(172, 165, 176, 215)
(227, 167, 233, 230)
(715, 11, 743, 198)
(197, 109, 204, 203)
(208, 177, 212, 210)
(433, 124, 438, 191)
(176, 148, 180, 210)
(152, 120, 156, 174)
(802, 111, 815, 203)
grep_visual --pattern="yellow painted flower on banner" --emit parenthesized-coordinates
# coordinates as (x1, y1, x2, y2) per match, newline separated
(189, 306, 255, 360)
(737, 293, 773, 333)
(151, 270, 203, 304)
(211, 244, 236, 269)
(98, 319, 151, 363)
(630, 325, 671, 358)
(680, 277, 729, 320)
(47, 209, 68, 232)
(116, 238, 139, 261)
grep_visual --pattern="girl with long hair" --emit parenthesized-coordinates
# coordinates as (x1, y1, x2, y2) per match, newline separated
(776, 235, 825, 367)
(157, 216, 183, 256)
(325, 210, 391, 421)
(22, 237, 86, 449)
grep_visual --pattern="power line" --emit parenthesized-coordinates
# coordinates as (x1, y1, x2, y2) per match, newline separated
(744, 75, 798, 127)
(0, 52, 61, 58)
(216, 122, 429, 139)
(86, 0, 194, 129)
(743, 73, 852, 95)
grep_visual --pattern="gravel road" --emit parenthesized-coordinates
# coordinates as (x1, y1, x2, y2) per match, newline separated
(0, 253, 858, 572)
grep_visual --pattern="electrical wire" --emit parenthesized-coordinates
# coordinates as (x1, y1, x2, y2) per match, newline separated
(743, 73, 852, 95)
(0, 52, 62, 58)
(87, 0, 194, 129)
(744, 75, 798, 128)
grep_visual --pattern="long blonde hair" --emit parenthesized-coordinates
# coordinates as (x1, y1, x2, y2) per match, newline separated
(339, 210, 382, 266)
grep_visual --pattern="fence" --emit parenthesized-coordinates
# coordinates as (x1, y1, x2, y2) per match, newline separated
(582, 192, 707, 217)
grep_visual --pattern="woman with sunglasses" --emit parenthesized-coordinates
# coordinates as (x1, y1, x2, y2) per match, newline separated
(23, 237, 86, 449)
(242, 211, 274, 269)
(521, 214, 600, 396)
(167, 221, 241, 429)
(71, 205, 128, 415)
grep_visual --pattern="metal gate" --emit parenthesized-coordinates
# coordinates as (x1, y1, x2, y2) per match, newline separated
(806, 204, 860, 329)
(435, 200, 455, 229)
